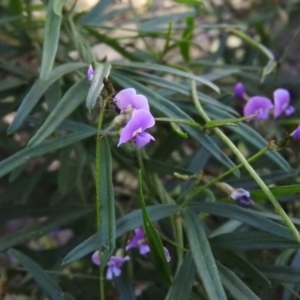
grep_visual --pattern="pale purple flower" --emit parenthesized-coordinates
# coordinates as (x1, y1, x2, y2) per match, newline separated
(243, 96, 273, 120)
(115, 88, 149, 113)
(91, 251, 130, 280)
(87, 65, 94, 83)
(234, 82, 246, 99)
(126, 228, 171, 262)
(118, 109, 155, 147)
(126, 228, 150, 255)
(230, 188, 254, 206)
(290, 125, 300, 140)
(273, 88, 295, 118)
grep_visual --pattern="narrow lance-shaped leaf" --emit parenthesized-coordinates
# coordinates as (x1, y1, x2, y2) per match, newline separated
(86, 62, 111, 110)
(8, 249, 64, 300)
(138, 170, 173, 284)
(40, 0, 63, 81)
(28, 78, 90, 147)
(169, 252, 196, 300)
(8, 63, 87, 134)
(99, 138, 116, 269)
(183, 210, 227, 300)
(0, 130, 96, 179)
(218, 262, 260, 300)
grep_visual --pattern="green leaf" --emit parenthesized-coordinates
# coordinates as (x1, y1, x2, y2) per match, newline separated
(0, 131, 96, 179)
(40, 0, 63, 81)
(173, 0, 202, 4)
(84, 27, 140, 62)
(0, 208, 90, 251)
(8, 63, 87, 134)
(179, 16, 194, 62)
(170, 122, 188, 138)
(62, 204, 178, 264)
(169, 252, 196, 300)
(7, 249, 64, 299)
(58, 147, 76, 195)
(98, 138, 116, 268)
(218, 263, 260, 300)
(86, 62, 111, 110)
(183, 210, 227, 300)
(251, 185, 300, 201)
(188, 202, 294, 240)
(258, 264, 300, 283)
(79, 0, 112, 24)
(211, 232, 300, 250)
(28, 78, 89, 146)
(9, 0, 23, 15)
(214, 250, 271, 287)
(114, 62, 220, 93)
(138, 170, 172, 284)
(53, 0, 68, 16)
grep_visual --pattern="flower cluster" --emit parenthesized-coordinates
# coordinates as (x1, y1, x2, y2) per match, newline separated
(234, 83, 295, 121)
(87, 66, 155, 148)
(91, 228, 170, 280)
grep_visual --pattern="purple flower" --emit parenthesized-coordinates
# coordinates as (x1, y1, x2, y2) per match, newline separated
(273, 88, 295, 118)
(92, 251, 130, 280)
(118, 109, 155, 148)
(234, 82, 246, 99)
(126, 228, 171, 262)
(230, 188, 254, 206)
(290, 125, 300, 140)
(115, 88, 149, 113)
(243, 96, 273, 120)
(87, 65, 94, 84)
(126, 228, 150, 255)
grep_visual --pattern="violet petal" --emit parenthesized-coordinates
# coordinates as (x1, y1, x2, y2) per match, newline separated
(139, 243, 151, 255)
(115, 88, 149, 112)
(234, 82, 245, 99)
(243, 96, 273, 120)
(274, 88, 291, 118)
(118, 109, 155, 146)
(135, 132, 155, 148)
(91, 251, 100, 265)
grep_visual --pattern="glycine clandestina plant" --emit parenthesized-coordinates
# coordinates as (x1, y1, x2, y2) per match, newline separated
(2, 1, 300, 299)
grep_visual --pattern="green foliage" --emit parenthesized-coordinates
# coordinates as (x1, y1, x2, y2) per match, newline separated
(1, 0, 300, 299)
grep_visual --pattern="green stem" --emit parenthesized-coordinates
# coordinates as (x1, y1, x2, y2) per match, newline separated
(95, 96, 110, 299)
(181, 147, 268, 206)
(190, 80, 300, 245)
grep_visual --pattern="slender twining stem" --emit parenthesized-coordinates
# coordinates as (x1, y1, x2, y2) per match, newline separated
(190, 80, 300, 245)
(95, 95, 111, 299)
(181, 147, 268, 206)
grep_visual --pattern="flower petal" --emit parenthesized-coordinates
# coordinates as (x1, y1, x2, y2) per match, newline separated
(118, 110, 155, 146)
(274, 88, 290, 118)
(234, 82, 245, 99)
(111, 265, 122, 277)
(285, 106, 295, 116)
(135, 132, 155, 148)
(125, 228, 145, 251)
(139, 243, 151, 255)
(106, 267, 113, 280)
(87, 65, 94, 84)
(243, 96, 273, 120)
(163, 247, 171, 262)
(115, 88, 149, 112)
(291, 125, 300, 140)
(91, 251, 100, 266)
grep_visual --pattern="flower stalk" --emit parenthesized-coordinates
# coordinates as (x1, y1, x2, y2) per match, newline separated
(190, 80, 300, 245)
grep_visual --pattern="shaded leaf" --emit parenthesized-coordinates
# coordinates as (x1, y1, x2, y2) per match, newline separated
(8, 63, 87, 134)
(8, 249, 64, 299)
(183, 210, 227, 300)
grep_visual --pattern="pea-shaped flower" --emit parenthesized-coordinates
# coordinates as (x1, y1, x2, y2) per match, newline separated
(243, 96, 273, 120)
(273, 88, 295, 118)
(92, 251, 130, 280)
(118, 109, 155, 148)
